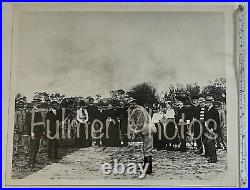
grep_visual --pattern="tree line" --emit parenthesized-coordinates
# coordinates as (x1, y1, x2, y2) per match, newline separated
(15, 78, 226, 108)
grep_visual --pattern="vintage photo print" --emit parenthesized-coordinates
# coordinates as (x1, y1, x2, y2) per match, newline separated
(3, 3, 240, 187)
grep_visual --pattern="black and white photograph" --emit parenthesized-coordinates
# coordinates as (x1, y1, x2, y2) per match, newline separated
(3, 3, 241, 187)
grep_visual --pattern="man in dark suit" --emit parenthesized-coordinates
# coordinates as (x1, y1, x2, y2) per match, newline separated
(205, 96, 220, 163)
(118, 101, 128, 147)
(100, 103, 121, 147)
(86, 98, 99, 147)
(26, 100, 45, 167)
(45, 100, 60, 162)
(175, 100, 193, 152)
(193, 97, 208, 155)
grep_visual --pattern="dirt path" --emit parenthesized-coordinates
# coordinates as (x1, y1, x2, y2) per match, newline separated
(25, 146, 109, 180)
(24, 145, 227, 181)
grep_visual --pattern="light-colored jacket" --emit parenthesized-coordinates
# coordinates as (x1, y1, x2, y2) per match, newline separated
(129, 105, 156, 136)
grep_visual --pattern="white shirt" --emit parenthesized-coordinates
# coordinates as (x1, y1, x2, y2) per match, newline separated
(152, 112, 166, 124)
(165, 109, 175, 119)
(208, 105, 213, 111)
(51, 108, 57, 115)
(76, 108, 88, 123)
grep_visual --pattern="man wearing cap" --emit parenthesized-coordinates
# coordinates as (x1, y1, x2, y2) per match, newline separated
(205, 96, 220, 163)
(26, 100, 45, 167)
(193, 97, 208, 155)
(45, 100, 61, 162)
(128, 98, 156, 174)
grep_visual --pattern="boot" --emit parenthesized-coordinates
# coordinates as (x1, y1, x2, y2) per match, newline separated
(144, 156, 152, 174)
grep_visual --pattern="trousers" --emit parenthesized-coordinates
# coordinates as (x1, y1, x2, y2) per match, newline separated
(48, 139, 59, 159)
(29, 134, 41, 164)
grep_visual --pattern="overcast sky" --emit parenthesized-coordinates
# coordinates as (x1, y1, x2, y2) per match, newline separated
(15, 11, 225, 101)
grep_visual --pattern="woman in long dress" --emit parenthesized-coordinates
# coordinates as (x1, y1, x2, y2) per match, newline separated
(101, 104, 121, 147)
(152, 104, 167, 150)
(164, 102, 177, 150)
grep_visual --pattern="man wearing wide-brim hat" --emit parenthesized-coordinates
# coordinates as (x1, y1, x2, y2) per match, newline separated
(204, 95, 220, 163)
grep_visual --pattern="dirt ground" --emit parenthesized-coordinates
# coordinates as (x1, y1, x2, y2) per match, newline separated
(12, 143, 227, 181)
(11, 146, 80, 179)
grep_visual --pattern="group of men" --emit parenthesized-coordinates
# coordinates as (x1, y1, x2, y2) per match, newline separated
(192, 96, 227, 163)
(13, 94, 226, 170)
(176, 96, 226, 163)
(14, 97, 132, 167)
